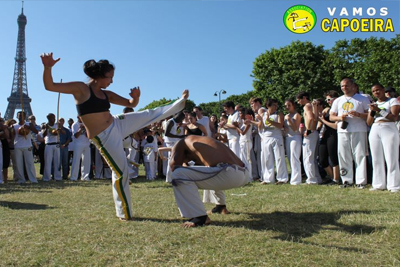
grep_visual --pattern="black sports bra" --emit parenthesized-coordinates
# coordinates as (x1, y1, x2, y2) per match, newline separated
(76, 85, 111, 116)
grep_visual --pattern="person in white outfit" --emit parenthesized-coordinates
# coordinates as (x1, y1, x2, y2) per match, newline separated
(193, 106, 212, 137)
(143, 135, 158, 180)
(41, 52, 188, 221)
(222, 101, 241, 156)
(283, 99, 303, 185)
(249, 97, 267, 181)
(256, 99, 288, 184)
(167, 135, 250, 228)
(296, 92, 322, 184)
(330, 78, 370, 189)
(42, 113, 62, 181)
(12, 111, 38, 184)
(70, 117, 91, 181)
(367, 84, 400, 192)
(237, 107, 253, 181)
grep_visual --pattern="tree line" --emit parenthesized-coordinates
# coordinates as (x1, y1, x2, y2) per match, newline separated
(141, 35, 400, 116)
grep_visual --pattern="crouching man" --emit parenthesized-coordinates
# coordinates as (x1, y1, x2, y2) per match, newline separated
(167, 135, 250, 228)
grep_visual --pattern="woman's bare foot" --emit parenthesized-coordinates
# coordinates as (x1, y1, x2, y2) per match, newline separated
(181, 216, 211, 228)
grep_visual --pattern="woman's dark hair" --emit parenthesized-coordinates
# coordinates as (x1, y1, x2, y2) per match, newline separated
(189, 112, 197, 119)
(324, 90, 340, 98)
(83, 59, 115, 79)
(265, 98, 278, 108)
(239, 107, 254, 117)
(284, 98, 296, 106)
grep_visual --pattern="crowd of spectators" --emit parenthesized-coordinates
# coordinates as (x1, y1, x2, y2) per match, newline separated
(0, 78, 399, 193)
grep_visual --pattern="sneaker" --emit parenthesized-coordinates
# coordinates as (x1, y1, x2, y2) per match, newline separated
(356, 184, 365, 189)
(390, 189, 399, 193)
(339, 182, 352, 188)
(276, 181, 287, 185)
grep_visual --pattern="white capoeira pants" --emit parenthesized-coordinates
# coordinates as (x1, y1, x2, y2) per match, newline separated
(70, 143, 91, 181)
(239, 140, 253, 182)
(285, 134, 302, 185)
(260, 135, 288, 183)
(164, 141, 178, 181)
(144, 161, 156, 180)
(123, 137, 138, 179)
(228, 137, 241, 158)
(369, 123, 400, 190)
(14, 147, 38, 183)
(43, 144, 61, 181)
(302, 131, 321, 184)
(171, 164, 250, 219)
(91, 97, 186, 219)
(338, 132, 368, 185)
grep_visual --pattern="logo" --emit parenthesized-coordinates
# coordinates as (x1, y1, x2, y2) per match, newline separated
(321, 7, 394, 32)
(284, 5, 317, 34)
(342, 102, 354, 112)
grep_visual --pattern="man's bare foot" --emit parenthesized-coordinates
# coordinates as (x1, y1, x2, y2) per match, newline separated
(207, 205, 230, 215)
(181, 215, 211, 228)
(119, 217, 134, 222)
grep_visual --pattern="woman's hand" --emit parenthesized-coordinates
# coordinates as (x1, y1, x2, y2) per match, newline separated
(40, 52, 60, 68)
(129, 87, 141, 99)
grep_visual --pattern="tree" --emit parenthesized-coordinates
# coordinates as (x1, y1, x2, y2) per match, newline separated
(251, 41, 335, 104)
(328, 35, 400, 94)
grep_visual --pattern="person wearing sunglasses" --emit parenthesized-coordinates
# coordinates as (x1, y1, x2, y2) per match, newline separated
(318, 90, 340, 185)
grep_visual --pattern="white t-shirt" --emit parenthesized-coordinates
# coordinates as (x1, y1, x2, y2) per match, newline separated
(330, 93, 370, 133)
(226, 111, 240, 140)
(143, 142, 158, 162)
(72, 122, 90, 146)
(13, 123, 33, 149)
(45, 123, 58, 144)
(370, 98, 400, 122)
(196, 116, 211, 137)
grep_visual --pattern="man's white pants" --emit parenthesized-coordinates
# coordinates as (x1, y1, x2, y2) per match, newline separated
(14, 147, 38, 183)
(302, 131, 321, 184)
(164, 141, 178, 181)
(286, 135, 302, 185)
(43, 144, 61, 181)
(70, 143, 91, 181)
(261, 135, 288, 183)
(228, 137, 241, 157)
(369, 123, 400, 190)
(338, 132, 368, 185)
(239, 140, 253, 182)
(91, 97, 186, 219)
(171, 165, 250, 219)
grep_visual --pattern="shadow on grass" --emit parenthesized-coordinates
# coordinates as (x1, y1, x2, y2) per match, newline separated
(0, 201, 53, 210)
(215, 210, 381, 252)
(0, 180, 111, 194)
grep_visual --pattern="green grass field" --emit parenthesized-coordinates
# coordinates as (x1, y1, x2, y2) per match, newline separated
(1, 165, 399, 266)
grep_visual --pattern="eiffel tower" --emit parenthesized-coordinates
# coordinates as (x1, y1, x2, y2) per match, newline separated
(4, 2, 33, 120)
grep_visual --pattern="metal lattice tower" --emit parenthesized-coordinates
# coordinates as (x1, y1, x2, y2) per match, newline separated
(4, 2, 33, 120)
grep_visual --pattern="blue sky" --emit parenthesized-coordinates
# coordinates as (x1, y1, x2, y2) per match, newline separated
(0, 0, 398, 123)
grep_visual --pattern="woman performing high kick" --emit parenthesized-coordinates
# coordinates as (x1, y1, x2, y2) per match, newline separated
(41, 53, 188, 221)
